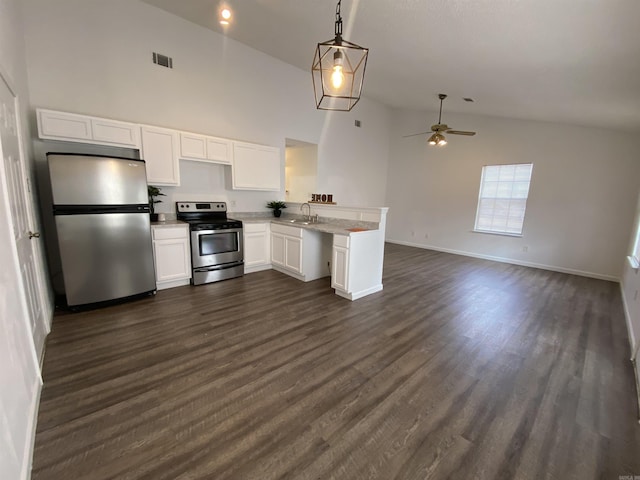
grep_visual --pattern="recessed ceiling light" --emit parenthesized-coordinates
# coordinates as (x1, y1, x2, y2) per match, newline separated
(219, 7, 232, 25)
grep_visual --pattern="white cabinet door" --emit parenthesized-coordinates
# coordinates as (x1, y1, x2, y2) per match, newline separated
(244, 223, 270, 268)
(284, 236, 303, 274)
(332, 235, 350, 292)
(152, 226, 191, 288)
(271, 232, 285, 267)
(206, 137, 232, 164)
(141, 126, 180, 186)
(331, 245, 349, 291)
(180, 133, 208, 160)
(232, 142, 280, 191)
(37, 109, 92, 142)
(90, 117, 140, 148)
(154, 239, 191, 282)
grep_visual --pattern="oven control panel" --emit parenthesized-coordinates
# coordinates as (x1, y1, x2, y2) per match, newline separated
(176, 202, 227, 213)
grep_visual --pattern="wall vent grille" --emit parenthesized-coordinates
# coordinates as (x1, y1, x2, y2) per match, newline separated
(152, 52, 173, 69)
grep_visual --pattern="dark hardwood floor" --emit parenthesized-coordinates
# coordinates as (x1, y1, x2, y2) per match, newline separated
(32, 243, 640, 479)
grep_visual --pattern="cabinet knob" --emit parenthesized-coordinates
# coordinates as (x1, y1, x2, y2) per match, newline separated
(29, 231, 41, 239)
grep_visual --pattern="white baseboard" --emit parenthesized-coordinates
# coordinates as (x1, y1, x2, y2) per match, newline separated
(620, 283, 638, 360)
(22, 376, 43, 480)
(335, 284, 383, 301)
(386, 239, 620, 282)
(156, 278, 191, 290)
(244, 264, 272, 274)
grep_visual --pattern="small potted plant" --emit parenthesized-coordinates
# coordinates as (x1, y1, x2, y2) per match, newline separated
(266, 200, 287, 218)
(148, 185, 166, 221)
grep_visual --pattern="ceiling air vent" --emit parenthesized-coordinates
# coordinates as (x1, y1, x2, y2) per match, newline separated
(152, 52, 173, 69)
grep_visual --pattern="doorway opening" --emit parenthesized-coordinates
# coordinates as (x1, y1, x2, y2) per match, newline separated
(285, 139, 318, 204)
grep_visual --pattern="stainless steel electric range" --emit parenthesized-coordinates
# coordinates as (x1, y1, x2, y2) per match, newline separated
(176, 201, 244, 285)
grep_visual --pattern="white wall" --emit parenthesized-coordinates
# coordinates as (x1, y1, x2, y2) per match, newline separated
(386, 108, 640, 280)
(0, 1, 43, 478)
(22, 0, 391, 212)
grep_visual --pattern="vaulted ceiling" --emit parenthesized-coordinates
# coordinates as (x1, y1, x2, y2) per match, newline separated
(142, 0, 640, 132)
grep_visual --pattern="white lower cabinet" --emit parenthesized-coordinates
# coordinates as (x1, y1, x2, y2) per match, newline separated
(152, 224, 192, 290)
(270, 223, 330, 281)
(141, 126, 180, 186)
(331, 236, 350, 292)
(243, 222, 271, 273)
(331, 232, 384, 300)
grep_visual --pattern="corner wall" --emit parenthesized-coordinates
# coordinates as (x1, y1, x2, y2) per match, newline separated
(385, 108, 640, 280)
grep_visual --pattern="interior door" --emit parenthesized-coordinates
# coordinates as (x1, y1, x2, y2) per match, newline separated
(0, 75, 50, 361)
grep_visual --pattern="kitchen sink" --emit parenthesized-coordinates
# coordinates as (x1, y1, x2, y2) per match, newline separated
(284, 219, 322, 225)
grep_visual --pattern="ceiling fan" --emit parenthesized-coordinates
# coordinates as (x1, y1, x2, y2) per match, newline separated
(403, 94, 476, 146)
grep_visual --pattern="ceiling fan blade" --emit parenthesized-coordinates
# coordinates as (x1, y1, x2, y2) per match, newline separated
(402, 131, 430, 138)
(446, 130, 476, 136)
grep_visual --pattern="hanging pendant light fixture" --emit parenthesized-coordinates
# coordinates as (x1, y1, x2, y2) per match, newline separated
(311, 0, 369, 111)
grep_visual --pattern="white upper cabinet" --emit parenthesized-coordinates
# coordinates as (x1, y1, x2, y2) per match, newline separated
(37, 109, 140, 148)
(36, 108, 283, 191)
(37, 110, 92, 141)
(180, 133, 207, 160)
(232, 142, 280, 191)
(140, 126, 180, 186)
(180, 132, 232, 165)
(206, 137, 232, 164)
(90, 117, 140, 148)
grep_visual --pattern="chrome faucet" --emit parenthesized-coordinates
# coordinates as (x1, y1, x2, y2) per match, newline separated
(300, 202, 311, 221)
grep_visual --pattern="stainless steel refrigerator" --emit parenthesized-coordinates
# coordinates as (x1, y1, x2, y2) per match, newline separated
(47, 153, 156, 307)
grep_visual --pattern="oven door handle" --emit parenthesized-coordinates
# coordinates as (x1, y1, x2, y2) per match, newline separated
(192, 228, 243, 235)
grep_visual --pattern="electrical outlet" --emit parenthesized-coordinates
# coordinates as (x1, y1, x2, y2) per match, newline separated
(411, 231, 415, 237)
(522, 246, 529, 252)
(424, 233, 429, 239)
(635, 290, 638, 301)
(230, 200, 236, 207)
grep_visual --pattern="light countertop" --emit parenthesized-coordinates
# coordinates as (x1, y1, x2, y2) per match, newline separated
(150, 220, 188, 228)
(231, 213, 379, 236)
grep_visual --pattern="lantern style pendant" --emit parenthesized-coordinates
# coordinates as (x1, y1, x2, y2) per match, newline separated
(311, 0, 369, 111)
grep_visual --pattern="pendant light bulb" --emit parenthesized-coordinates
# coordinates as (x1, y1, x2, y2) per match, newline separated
(331, 50, 345, 89)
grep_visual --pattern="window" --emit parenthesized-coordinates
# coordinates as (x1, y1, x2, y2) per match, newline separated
(474, 163, 533, 236)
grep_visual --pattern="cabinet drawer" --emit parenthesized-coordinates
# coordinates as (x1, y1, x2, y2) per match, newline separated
(153, 226, 188, 240)
(244, 222, 269, 233)
(270, 223, 303, 237)
(333, 234, 350, 248)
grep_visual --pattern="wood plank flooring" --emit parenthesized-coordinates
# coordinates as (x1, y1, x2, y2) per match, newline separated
(31, 243, 640, 479)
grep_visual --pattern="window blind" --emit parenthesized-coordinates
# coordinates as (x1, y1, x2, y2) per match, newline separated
(474, 163, 533, 235)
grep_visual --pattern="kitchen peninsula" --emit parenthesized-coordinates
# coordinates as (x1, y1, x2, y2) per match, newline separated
(233, 203, 388, 300)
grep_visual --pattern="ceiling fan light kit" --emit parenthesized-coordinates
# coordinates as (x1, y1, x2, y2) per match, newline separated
(403, 93, 477, 145)
(428, 132, 447, 146)
(311, 0, 369, 112)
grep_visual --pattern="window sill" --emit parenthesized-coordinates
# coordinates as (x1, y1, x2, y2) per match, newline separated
(472, 229, 523, 238)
